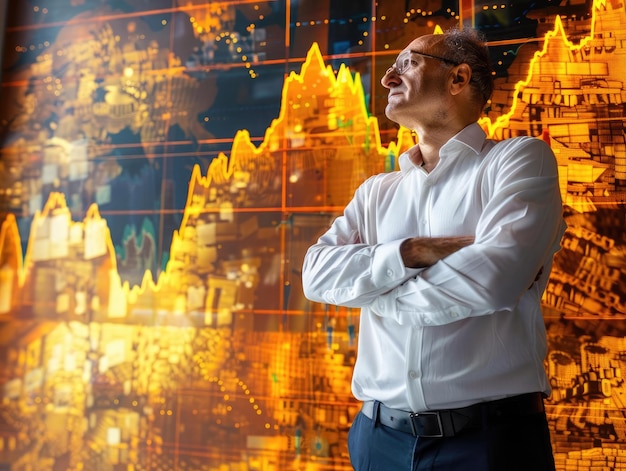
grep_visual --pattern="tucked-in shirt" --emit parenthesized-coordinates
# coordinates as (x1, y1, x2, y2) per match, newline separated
(302, 123, 566, 412)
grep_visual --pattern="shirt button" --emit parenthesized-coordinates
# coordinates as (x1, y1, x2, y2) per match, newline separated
(409, 371, 418, 379)
(386, 269, 393, 277)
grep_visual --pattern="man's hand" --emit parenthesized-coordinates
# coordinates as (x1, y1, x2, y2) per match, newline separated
(400, 236, 475, 268)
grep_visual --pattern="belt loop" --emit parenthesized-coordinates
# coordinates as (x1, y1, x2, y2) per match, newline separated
(371, 401, 381, 429)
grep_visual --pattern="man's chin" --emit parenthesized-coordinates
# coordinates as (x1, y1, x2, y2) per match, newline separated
(384, 106, 404, 124)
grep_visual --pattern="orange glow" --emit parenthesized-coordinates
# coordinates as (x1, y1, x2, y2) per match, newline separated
(7, 0, 619, 320)
(1, 2, 625, 467)
(479, 0, 605, 137)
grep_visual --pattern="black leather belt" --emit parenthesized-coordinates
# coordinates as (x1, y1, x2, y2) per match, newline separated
(360, 392, 545, 438)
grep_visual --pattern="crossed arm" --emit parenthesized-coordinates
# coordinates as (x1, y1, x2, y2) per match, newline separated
(302, 140, 565, 325)
(400, 236, 475, 268)
(402, 235, 543, 289)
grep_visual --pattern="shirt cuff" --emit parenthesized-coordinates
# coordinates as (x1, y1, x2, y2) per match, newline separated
(371, 238, 421, 288)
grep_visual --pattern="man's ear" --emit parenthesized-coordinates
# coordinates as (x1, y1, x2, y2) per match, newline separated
(449, 63, 472, 94)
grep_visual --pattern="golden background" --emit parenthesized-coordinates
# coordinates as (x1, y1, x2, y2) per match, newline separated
(0, 0, 625, 470)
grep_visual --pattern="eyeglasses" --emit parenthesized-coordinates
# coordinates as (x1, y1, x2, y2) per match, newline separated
(388, 49, 460, 75)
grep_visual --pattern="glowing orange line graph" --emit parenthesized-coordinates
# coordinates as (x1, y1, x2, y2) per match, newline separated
(479, 0, 603, 136)
(1, 0, 609, 316)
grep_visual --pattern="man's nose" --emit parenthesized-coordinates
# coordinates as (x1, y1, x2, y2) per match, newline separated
(381, 68, 398, 87)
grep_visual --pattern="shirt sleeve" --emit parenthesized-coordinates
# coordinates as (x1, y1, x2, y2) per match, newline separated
(371, 137, 566, 326)
(302, 177, 422, 307)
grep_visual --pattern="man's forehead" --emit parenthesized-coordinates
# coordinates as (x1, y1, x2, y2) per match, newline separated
(405, 34, 445, 54)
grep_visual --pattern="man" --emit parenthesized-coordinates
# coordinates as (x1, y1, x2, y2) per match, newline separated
(302, 27, 565, 471)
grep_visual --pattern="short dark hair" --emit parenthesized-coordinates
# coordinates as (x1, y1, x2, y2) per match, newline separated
(441, 27, 494, 109)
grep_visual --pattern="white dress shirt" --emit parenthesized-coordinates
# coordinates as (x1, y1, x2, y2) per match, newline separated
(302, 123, 566, 412)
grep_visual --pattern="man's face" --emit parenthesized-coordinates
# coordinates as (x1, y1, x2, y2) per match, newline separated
(381, 35, 454, 128)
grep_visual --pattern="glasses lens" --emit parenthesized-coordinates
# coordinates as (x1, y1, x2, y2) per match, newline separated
(395, 51, 411, 75)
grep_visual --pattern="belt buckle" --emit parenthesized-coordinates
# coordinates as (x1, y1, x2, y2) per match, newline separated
(409, 411, 444, 438)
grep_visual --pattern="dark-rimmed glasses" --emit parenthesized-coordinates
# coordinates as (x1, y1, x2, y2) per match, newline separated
(388, 49, 460, 76)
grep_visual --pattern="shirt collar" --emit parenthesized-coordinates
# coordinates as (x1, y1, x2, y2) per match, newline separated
(441, 122, 487, 156)
(398, 123, 487, 172)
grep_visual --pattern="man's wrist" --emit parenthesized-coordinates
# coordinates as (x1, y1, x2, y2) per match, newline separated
(400, 237, 425, 268)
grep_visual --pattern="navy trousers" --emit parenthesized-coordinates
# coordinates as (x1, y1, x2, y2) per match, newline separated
(347, 402, 556, 471)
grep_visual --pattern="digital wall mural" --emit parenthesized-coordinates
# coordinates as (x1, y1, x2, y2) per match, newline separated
(0, 0, 625, 470)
